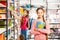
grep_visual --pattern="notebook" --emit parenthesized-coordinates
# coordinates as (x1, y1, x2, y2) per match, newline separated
(36, 21, 45, 29)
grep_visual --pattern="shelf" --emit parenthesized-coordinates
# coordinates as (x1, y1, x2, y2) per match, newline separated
(47, 0, 60, 3)
(48, 38, 60, 39)
(50, 32, 60, 34)
(50, 28, 60, 29)
(0, 28, 6, 34)
(0, 0, 6, 1)
(0, 18, 13, 20)
(0, 25, 6, 26)
(0, 24, 13, 34)
(0, 18, 6, 20)
(49, 22, 60, 24)
(48, 3, 60, 4)
(0, 7, 6, 8)
(0, 12, 6, 14)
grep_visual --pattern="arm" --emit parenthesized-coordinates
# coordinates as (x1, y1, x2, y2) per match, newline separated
(12, 11, 21, 20)
(30, 20, 40, 35)
(37, 21, 50, 34)
(8, 6, 21, 20)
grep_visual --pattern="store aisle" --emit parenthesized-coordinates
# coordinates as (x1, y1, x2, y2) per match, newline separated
(0, 0, 60, 40)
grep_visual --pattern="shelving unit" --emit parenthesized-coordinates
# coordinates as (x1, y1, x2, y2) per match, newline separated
(0, 24, 13, 34)
(0, 0, 8, 40)
(46, 0, 60, 40)
(0, 0, 15, 40)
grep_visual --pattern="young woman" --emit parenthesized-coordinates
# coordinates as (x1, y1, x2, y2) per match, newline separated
(12, 9, 29, 40)
(30, 7, 50, 40)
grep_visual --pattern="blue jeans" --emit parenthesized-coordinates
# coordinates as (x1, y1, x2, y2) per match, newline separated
(21, 29, 27, 40)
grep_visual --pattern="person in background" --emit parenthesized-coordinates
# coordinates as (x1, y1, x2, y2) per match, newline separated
(20, 9, 29, 40)
(30, 7, 50, 40)
(12, 9, 29, 40)
(16, 34, 25, 40)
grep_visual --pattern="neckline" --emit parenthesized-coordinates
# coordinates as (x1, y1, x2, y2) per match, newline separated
(37, 20, 45, 23)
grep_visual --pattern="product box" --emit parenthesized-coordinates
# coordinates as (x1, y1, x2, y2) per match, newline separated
(0, 33, 5, 40)
(0, 14, 6, 19)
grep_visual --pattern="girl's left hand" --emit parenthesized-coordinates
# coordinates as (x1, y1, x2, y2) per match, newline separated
(34, 28, 38, 31)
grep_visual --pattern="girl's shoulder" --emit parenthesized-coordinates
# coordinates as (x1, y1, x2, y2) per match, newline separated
(34, 19, 44, 23)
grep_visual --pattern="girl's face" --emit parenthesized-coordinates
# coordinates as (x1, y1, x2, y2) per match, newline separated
(37, 9, 44, 18)
(24, 10, 28, 16)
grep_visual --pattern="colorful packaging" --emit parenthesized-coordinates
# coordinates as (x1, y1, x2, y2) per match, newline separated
(0, 33, 5, 40)
(0, 20, 5, 28)
(9, 5, 14, 11)
(0, 14, 6, 19)
(8, 19, 12, 26)
(20, 7, 24, 15)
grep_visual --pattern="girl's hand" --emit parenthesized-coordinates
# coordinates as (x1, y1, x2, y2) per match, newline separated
(34, 28, 38, 31)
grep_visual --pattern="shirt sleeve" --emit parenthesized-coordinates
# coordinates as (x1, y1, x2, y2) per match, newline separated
(30, 20, 40, 35)
(37, 21, 50, 34)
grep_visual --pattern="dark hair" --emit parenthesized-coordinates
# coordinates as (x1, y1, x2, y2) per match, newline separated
(23, 9, 29, 18)
(23, 9, 29, 14)
(36, 7, 45, 14)
(19, 34, 25, 40)
(36, 7, 45, 22)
